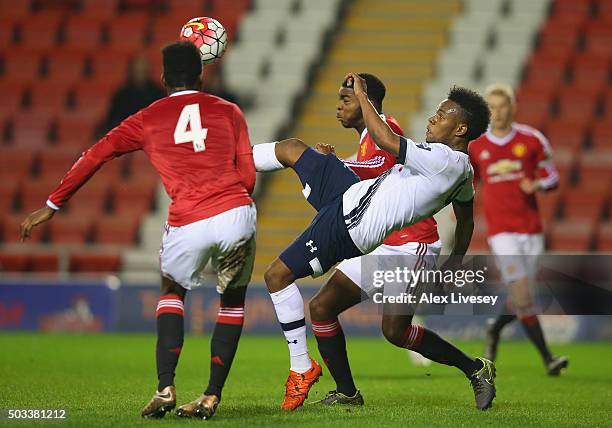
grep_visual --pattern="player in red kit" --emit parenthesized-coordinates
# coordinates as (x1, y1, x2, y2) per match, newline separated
(20, 42, 257, 419)
(469, 83, 568, 376)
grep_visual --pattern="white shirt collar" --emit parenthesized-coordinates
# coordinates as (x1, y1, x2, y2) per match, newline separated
(359, 127, 368, 144)
(169, 90, 199, 97)
(485, 123, 517, 146)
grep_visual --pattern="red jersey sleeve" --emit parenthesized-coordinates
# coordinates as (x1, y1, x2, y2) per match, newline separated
(533, 130, 559, 191)
(386, 116, 404, 136)
(232, 105, 256, 195)
(342, 149, 396, 180)
(47, 111, 144, 209)
(468, 143, 481, 184)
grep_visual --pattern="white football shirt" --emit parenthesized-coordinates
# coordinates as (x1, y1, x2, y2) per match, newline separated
(342, 136, 474, 253)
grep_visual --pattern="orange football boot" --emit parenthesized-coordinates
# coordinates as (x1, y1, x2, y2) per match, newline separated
(281, 358, 322, 411)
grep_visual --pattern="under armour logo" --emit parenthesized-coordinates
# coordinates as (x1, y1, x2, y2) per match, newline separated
(287, 339, 298, 344)
(306, 240, 317, 253)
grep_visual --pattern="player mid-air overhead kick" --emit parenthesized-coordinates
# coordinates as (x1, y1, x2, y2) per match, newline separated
(253, 73, 497, 410)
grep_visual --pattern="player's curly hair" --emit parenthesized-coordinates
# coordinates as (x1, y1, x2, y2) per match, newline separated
(358, 73, 386, 110)
(162, 41, 202, 88)
(447, 86, 490, 142)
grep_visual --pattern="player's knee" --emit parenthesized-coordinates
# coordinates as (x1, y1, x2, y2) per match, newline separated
(308, 295, 330, 321)
(382, 322, 407, 348)
(160, 277, 186, 300)
(283, 137, 307, 150)
(263, 263, 290, 292)
(276, 138, 308, 167)
(263, 265, 277, 287)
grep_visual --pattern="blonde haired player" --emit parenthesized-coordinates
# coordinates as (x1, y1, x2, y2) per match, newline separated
(469, 83, 568, 375)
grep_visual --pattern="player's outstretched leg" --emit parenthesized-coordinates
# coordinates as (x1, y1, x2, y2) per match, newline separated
(253, 138, 310, 172)
(309, 270, 364, 406)
(381, 314, 496, 410)
(265, 258, 322, 410)
(176, 286, 247, 419)
(141, 277, 186, 418)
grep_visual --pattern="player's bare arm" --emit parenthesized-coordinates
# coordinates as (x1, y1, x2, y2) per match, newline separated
(20, 206, 55, 242)
(345, 72, 401, 155)
(440, 199, 474, 289)
(450, 199, 475, 258)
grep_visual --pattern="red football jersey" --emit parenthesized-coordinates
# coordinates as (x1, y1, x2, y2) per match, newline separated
(345, 115, 439, 245)
(47, 90, 256, 226)
(469, 123, 559, 236)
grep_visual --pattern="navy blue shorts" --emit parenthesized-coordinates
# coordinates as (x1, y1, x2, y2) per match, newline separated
(279, 148, 362, 278)
(292, 148, 359, 212)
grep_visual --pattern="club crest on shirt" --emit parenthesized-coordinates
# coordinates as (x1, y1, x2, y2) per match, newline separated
(480, 150, 490, 160)
(512, 143, 527, 158)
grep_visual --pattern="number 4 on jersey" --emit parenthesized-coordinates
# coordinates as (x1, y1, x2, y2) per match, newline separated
(174, 104, 208, 152)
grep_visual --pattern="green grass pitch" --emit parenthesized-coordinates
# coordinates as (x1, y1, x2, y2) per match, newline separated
(1, 333, 611, 427)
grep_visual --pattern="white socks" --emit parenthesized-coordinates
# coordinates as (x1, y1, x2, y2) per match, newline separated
(253, 142, 285, 172)
(269, 283, 312, 373)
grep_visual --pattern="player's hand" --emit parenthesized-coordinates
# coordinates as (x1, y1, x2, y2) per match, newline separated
(344, 72, 367, 98)
(315, 143, 336, 155)
(519, 177, 540, 194)
(439, 258, 462, 295)
(20, 206, 55, 242)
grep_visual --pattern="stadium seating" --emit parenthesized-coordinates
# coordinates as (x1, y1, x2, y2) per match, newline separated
(547, 220, 595, 252)
(0, 252, 29, 272)
(584, 21, 612, 56)
(0, 148, 35, 180)
(0, 181, 20, 215)
(591, 119, 612, 150)
(2, 51, 44, 84)
(106, 12, 150, 54)
(595, 222, 612, 252)
(543, 120, 588, 152)
(28, 81, 71, 116)
(43, 50, 88, 83)
(47, 215, 93, 244)
(14, 10, 63, 53)
(69, 253, 122, 273)
(62, 15, 106, 51)
(94, 216, 140, 245)
(10, 112, 54, 147)
(29, 253, 60, 272)
(55, 112, 98, 149)
(79, 0, 119, 20)
(0, 82, 25, 118)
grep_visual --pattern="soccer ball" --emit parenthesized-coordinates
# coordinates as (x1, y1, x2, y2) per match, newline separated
(180, 17, 228, 64)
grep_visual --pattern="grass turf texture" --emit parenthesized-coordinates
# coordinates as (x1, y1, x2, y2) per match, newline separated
(1, 333, 611, 427)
